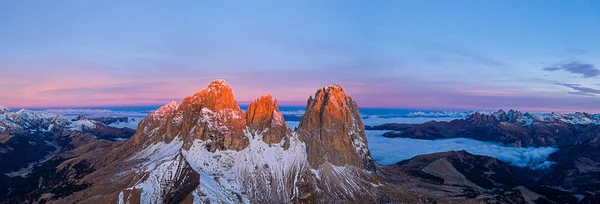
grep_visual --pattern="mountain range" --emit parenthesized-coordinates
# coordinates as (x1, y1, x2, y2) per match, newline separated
(0, 80, 597, 203)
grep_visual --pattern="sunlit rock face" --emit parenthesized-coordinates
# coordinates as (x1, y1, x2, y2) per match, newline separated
(179, 79, 248, 151)
(132, 79, 249, 151)
(297, 85, 375, 171)
(245, 94, 289, 145)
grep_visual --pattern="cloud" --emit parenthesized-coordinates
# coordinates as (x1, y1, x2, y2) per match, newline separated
(564, 47, 587, 55)
(365, 130, 557, 169)
(360, 115, 460, 126)
(419, 41, 507, 68)
(554, 82, 600, 96)
(543, 61, 600, 78)
(348, 77, 600, 113)
(37, 81, 167, 95)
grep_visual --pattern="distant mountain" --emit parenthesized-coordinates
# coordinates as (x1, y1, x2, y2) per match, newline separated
(0, 108, 134, 176)
(0, 80, 595, 203)
(383, 109, 600, 147)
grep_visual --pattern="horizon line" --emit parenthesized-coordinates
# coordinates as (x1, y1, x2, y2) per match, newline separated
(4, 103, 599, 114)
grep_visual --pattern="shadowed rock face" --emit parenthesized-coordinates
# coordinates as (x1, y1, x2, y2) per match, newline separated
(298, 85, 375, 171)
(131, 101, 180, 146)
(392, 150, 580, 203)
(539, 142, 600, 195)
(245, 94, 288, 144)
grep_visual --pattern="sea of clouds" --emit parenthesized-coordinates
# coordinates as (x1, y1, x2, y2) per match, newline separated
(34, 107, 558, 170)
(365, 130, 557, 169)
(360, 115, 461, 126)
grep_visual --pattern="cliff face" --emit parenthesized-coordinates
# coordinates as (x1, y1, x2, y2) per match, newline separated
(245, 94, 288, 145)
(179, 79, 249, 151)
(298, 85, 375, 171)
(131, 80, 249, 151)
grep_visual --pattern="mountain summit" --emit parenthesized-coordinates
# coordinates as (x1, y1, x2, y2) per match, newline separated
(298, 84, 375, 171)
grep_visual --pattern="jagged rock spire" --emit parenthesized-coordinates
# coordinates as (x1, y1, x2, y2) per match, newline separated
(245, 93, 288, 144)
(298, 84, 375, 171)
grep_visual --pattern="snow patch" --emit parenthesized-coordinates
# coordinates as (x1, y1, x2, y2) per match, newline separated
(183, 131, 308, 203)
(69, 119, 97, 131)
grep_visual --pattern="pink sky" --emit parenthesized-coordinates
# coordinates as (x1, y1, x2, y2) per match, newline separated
(1, 65, 598, 113)
(2, 1, 600, 113)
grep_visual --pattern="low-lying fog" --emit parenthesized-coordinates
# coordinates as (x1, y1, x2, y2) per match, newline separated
(365, 130, 557, 170)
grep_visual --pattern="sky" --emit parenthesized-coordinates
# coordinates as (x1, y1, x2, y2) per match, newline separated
(1, 1, 599, 112)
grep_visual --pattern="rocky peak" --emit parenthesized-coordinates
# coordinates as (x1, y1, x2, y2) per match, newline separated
(152, 101, 179, 117)
(492, 109, 509, 122)
(72, 115, 88, 121)
(298, 84, 375, 171)
(132, 101, 181, 145)
(469, 109, 526, 124)
(132, 80, 249, 151)
(507, 109, 524, 123)
(245, 93, 288, 144)
(0, 106, 10, 114)
(178, 79, 248, 151)
(182, 79, 239, 111)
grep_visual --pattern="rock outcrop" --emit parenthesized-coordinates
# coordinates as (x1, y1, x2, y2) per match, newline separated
(131, 101, 180, 145)
(132, 80, 249, 151)
(245, 94, 288, 144)
(298, 85, 375, 171)
(179, 79, 248, 151)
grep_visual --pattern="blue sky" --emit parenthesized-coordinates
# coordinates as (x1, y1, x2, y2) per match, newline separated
(1, 1, 599, 112)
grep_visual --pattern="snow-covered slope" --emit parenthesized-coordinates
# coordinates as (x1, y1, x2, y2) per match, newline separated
(0, 107, 116, 134)
(125, 131, 309, 203)
(0, 107, 68, 133)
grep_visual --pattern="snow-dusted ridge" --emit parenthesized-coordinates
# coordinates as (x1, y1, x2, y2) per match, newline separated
(0, 107, 98, 133)
(484, 109, 600, 125)
(123, 130, 312, 203)
(0, 108, 68, 133)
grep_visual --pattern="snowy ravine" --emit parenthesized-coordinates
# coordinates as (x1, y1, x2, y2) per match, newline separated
(121, 131, 310, 204)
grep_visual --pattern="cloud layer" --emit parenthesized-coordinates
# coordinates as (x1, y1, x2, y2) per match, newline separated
(366, 130, 557, 169)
